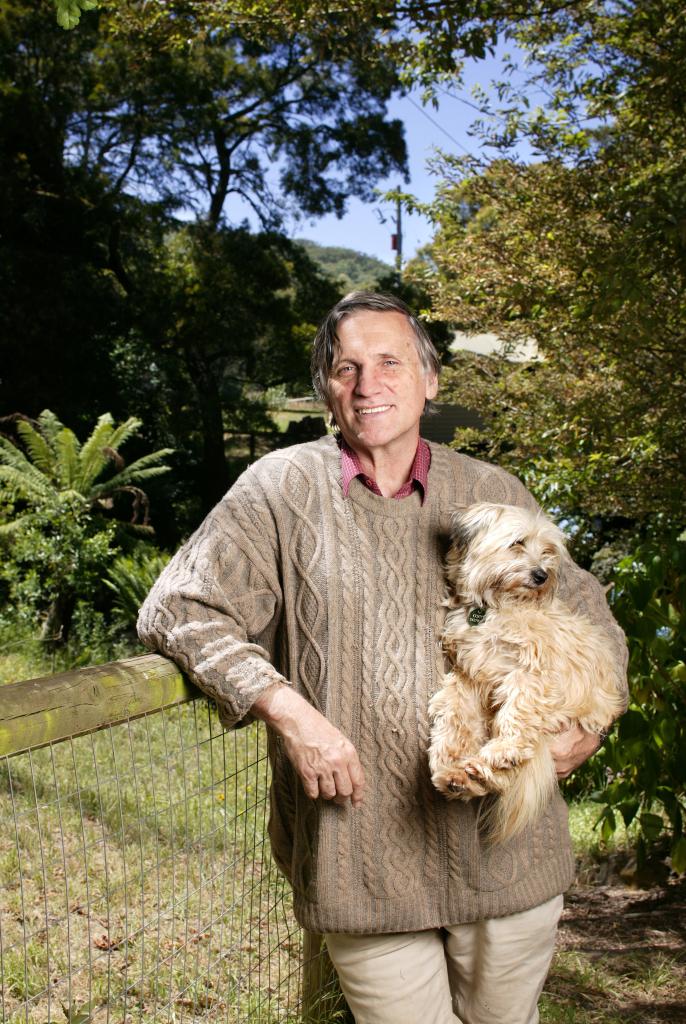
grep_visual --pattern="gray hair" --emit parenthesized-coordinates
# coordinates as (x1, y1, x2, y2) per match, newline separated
(311, 291, 442, 417)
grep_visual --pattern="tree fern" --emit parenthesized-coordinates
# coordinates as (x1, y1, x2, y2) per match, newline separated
(0, 409, 172, 509)
(0, 410, 173, 644)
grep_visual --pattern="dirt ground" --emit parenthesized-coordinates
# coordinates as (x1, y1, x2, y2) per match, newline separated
(545, 877, 686, 1023)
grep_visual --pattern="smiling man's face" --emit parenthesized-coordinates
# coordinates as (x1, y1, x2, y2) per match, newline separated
(327, 310, 438, 462)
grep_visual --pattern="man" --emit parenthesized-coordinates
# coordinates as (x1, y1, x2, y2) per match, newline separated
(138, 292, 627, 1024)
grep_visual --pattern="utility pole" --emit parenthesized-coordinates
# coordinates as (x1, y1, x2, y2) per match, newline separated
(390, 187, 402, 287)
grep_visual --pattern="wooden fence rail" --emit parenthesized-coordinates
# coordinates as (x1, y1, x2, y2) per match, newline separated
(0, 655, 196, 758)
(0, 655, 345, 1024)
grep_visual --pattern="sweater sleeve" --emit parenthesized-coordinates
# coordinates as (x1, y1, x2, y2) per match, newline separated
(488, 462, 630, 715)
(556, 553, 630, 715)
(137, 469, 287, 727)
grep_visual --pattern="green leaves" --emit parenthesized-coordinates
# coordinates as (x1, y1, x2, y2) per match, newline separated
(411, 2, 686, 540)
(0, 410, 171, 516)
(53, 0, 98, 31)
(0, 410, 172, 644)
(591, 532, 686, 870)
(104, 547, 171, 628)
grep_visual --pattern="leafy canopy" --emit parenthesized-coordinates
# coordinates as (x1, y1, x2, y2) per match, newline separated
(410, 0, 685, 540)
(405, 0, 686, 863)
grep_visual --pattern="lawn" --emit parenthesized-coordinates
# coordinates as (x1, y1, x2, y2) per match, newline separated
(1, 648, 683, 1023)
(0, 704, 315, 1023)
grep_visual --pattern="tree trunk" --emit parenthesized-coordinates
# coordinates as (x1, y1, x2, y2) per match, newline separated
(41, 592, 76, 647)
(185, 347, 230, 512)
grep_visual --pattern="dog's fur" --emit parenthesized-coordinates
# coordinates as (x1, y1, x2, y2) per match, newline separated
(428, 503, 624, 843)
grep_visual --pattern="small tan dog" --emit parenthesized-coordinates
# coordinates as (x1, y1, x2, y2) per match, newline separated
(429, 502, 624, 842)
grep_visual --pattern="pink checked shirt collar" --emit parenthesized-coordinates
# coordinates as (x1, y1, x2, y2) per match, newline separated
(339, 437, 431, 504)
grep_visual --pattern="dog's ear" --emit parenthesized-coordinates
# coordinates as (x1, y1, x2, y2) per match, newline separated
(449, 503, 504, 547)
(448, 506, 475, 549)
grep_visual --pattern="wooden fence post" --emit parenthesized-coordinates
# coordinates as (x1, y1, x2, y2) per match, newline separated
(301, 930, 353, 1023)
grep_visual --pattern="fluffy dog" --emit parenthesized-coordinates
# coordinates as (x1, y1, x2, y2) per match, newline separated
(428, 502, 624, 843)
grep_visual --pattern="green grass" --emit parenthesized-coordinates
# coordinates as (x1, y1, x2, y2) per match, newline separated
(1, 638, 682, 1023)
(568, 800, 641, 861)
(0, 704, 322, 1023)
(541, 803, 685, 1024)
(541, 948, 686, 1024)
(0, 616, 141, 686)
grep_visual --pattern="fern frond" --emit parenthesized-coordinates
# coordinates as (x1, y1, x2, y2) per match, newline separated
(106, 417, 143, 454)
(55, 428, 81, 490)
(0, 514, 33, 536)
(76, 413, 115, 492)
(0, 467, 52, 503)
(88, 449, 173, 498)
(104, 549, 170, 624)
(37, 410, 65, 449)
(0, 445, 55, 501)
(0, 436, 36, 471)
(16, 420, 56, 478)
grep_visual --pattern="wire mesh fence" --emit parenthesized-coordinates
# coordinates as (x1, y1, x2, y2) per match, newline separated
(0, 656, 347, 1024)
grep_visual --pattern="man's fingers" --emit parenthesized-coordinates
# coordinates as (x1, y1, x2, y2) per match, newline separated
(318, 772, 338, 800)
(272, 697, 365, 806)
(331, 769, 352, 805)
(551, 724, 603, 778)
(300, 770, 321, 800)
(348, 757, 366, 807)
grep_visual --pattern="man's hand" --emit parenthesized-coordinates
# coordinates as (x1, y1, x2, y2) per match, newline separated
(550, 724, 602, 778)
(252, 685, 365, 808)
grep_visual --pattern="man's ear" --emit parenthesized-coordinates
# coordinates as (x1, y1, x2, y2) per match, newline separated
(425, 372, 439, 401)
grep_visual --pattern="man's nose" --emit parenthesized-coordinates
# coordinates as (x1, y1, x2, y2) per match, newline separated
(354, 365, 380, 394)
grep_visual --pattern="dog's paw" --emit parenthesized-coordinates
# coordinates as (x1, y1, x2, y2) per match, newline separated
(479, 741, 526, 772)
(456, 757, 497, 789)
(432, 766, 489, 800)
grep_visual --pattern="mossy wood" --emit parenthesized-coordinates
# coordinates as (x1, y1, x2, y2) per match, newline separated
(0, 653, 200, 758)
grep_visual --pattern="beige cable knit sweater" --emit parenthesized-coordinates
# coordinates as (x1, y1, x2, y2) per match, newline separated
(138, 436, 628, 934)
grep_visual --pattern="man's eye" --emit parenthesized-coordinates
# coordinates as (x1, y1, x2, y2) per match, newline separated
(384, 360, 399, 366)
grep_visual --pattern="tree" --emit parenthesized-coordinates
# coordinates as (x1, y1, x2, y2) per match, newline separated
(0, 410, 172, 641)
(0, 2, 146, 426)
(41, 1, 409, 231)
(410, 0, 685, 547)
(406, 0, 686, 863)
(140, 225, 339, 509)
(1, 0, 412, 521)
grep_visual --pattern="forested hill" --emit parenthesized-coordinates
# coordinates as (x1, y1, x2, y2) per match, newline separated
(296, 240, 392, 292)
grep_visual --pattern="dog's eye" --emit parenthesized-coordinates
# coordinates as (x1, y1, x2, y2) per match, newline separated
(509, 539, 525, 548)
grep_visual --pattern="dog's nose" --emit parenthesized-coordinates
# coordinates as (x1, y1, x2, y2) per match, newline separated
(531, 568, 548, 586)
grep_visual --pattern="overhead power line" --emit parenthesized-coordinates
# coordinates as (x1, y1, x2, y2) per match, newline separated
(405, 95, 477, 158)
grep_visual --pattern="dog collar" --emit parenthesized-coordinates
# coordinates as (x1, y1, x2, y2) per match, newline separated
(467, 606, 487, 626)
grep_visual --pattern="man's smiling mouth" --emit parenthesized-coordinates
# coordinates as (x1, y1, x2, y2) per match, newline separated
(356, 405, 392, 415)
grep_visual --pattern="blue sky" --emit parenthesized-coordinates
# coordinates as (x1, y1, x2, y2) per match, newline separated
(289, 49, 535, 264)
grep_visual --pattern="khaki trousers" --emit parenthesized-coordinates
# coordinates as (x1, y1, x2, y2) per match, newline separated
(324, 894, 563, 1024)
